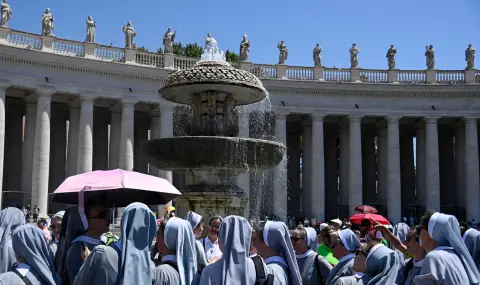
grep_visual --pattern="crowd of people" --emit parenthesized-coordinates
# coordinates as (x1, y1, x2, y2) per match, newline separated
(0, 201, 479, 284)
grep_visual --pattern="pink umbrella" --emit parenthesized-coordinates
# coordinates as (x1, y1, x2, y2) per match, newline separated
(51, 169, 181, 207)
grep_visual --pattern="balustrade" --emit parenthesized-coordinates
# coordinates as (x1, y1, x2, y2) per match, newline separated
(0, 28, 477, 84)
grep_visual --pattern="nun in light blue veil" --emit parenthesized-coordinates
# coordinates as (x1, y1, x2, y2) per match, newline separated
(0, 225, 60, 285)
(415, 212, 480, 285)
(305, 227, 318, 251)
(365, 244, 400, 285)
(199, 215, 261, 285)
(0, 207, 25, 274)
(463, 229, 480, 271)
(153, 217, 197, 285)
(73, 202, 157, 285)
(264, 221, 302, 285)
(185, 211, 208, 270)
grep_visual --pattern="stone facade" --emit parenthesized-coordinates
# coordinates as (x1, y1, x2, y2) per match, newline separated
(0, 26, 478, 223)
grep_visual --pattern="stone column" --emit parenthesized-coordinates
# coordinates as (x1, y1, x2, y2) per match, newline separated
(66, 108, 79, 176)
(48, 109, 67, 192)
(455, 124, 466, 209)
(0, 86, 6, 208)
(339, 121, 349, 214)
(31, 90, 53, 216)
(77, 96, 95, 173)
(4, 103, 23, 206)
(133, 118, 149, 174)
(273, 112, 287, 222)
(310, 114, 325, 221)
(21, 102, 36, 204)
(302, 123, 312, 217)
(238, 111, 251, 216)
(464, 117, 480, 220)
(400, 132, 416, 207)
(119, 99, 136, 171)
(93, 111, 109, 171)
(425, 117, 440, 212)
(387, 116, 402, 223)
(415, 125, 426, 207)
(377, 123, 388, 208)
(108, 111, 121, 169)
(348, 115, 363, 215)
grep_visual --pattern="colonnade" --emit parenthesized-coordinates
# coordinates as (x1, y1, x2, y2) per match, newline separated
(274, 113, 480, 224)
(0, 87, 173, 216)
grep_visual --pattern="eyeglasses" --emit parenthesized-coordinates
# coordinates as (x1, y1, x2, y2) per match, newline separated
(355, 249, 368, 256)
(290, 237, 305, 242)
(416, 226, 428, 236)
(209, 225, 220, 230)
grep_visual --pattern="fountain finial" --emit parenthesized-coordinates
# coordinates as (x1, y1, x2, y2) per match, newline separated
(200, 32, 226, 62)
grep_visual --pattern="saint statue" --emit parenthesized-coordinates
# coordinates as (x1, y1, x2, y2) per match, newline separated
(349, 43, 359, 68)
(122, 21, 136, 49)
(205, 33, 219, 50)
(239, 34, 250, 62)
(85, 16, 96, 42)
(313, 44, 322, 67)
(386, 45, 397, 70)
(277, 41, 288, 65)
(163, 27, 176, 54)
(41, 8, 54, 36)
(425, 45, 435, 70)
(465, 44, 475, 70)
(0, 0, 12, 27)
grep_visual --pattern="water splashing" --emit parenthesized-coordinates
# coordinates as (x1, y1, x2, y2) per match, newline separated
(200, 33, 226, 62)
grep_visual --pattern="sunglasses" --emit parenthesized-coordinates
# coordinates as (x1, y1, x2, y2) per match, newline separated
(355, 249, 368, 256)
(416, 226, 428, 236)
(290, 237, 305, 242)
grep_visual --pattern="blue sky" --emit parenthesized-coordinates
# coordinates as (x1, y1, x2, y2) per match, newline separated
(9, 0, 480, 70)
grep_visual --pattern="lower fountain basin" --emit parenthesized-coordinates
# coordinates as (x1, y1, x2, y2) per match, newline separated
(142, 136, 285, 171)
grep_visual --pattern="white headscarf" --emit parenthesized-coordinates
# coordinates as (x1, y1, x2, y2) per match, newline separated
(264, 221, 302, 285)
(305, 227, 318, 251)
(184, 211, 202, 230)
(164, 217, 197, 285)
(428, 212, 480, 284)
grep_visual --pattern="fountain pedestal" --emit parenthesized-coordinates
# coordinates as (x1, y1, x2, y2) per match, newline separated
(142, 39, 286, 219)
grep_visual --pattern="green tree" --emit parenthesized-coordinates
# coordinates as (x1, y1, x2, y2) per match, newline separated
(136, 46, 149, 53)
(225, 50, 239, 62)
(156, 47, 163, 54)
(135, 46, 151, 65)
(172, 42, 184, 56)
(183, 43, 203, 58)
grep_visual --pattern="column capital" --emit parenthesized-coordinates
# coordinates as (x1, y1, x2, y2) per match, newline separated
(387, 115, 402, 123)
(35, 86, 56, 97)
(424, 116, 441, 124)
(121, 98, 138, 105)
(464, 117, 479, 124)
(78, 93, 98, 102)
(348, 115, 363, 123)
(274, 111, 289, 120)
(311, 113, 325, 121)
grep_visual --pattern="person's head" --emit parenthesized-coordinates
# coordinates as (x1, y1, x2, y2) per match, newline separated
(13, 225, 59, 284)
(405, 228, 425, 259)
(460, 221, 469, 237)
(429, 45, 433, 49)
(328, 228, 361, 259)
(291, 226, 308, 254)
(207, 216, 223, 240)
(360, 219, 371, 233)
(352, 241, 379, 273)
(352, 43, 356, 47)
(51, 211, 64, 241)
(390, 44, 394, 48)
(184, 211, 204, 239)
(37, 218, 47, 229)
(418, 212, 436, 252)
(85, 203, 110, 234)
(169, 211, 175, 218)
(330, 219, 342, 230)
(156, 218, 173, 255)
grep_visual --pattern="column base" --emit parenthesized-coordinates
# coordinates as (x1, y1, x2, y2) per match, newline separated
(175, 192, 248, 220)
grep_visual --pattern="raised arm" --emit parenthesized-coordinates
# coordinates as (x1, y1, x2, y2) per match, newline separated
(373, 220, 408, 254)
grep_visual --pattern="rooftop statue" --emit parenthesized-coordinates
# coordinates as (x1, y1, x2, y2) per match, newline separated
(0, 0, 12, 28)
(425, 45, 435, 70)
(349, 43, 359, 68)
(313, 44, 322, 67)
(465, 44, 475, 70)
(122, 21, 136, 49)
(239, 34, 250, 62)
(386, 45, 397, 70)
(41, 8, 54, 36)
(277, 41, 288, 64)
(85, 16, 96, 42)
(163, 27, 176, 54)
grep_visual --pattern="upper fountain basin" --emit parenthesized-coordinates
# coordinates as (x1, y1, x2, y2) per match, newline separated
(141, 136, 286, 171)
(159, 61, 268, 106)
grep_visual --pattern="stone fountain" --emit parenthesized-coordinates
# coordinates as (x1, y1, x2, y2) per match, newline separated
(142, 34, 286, 219)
